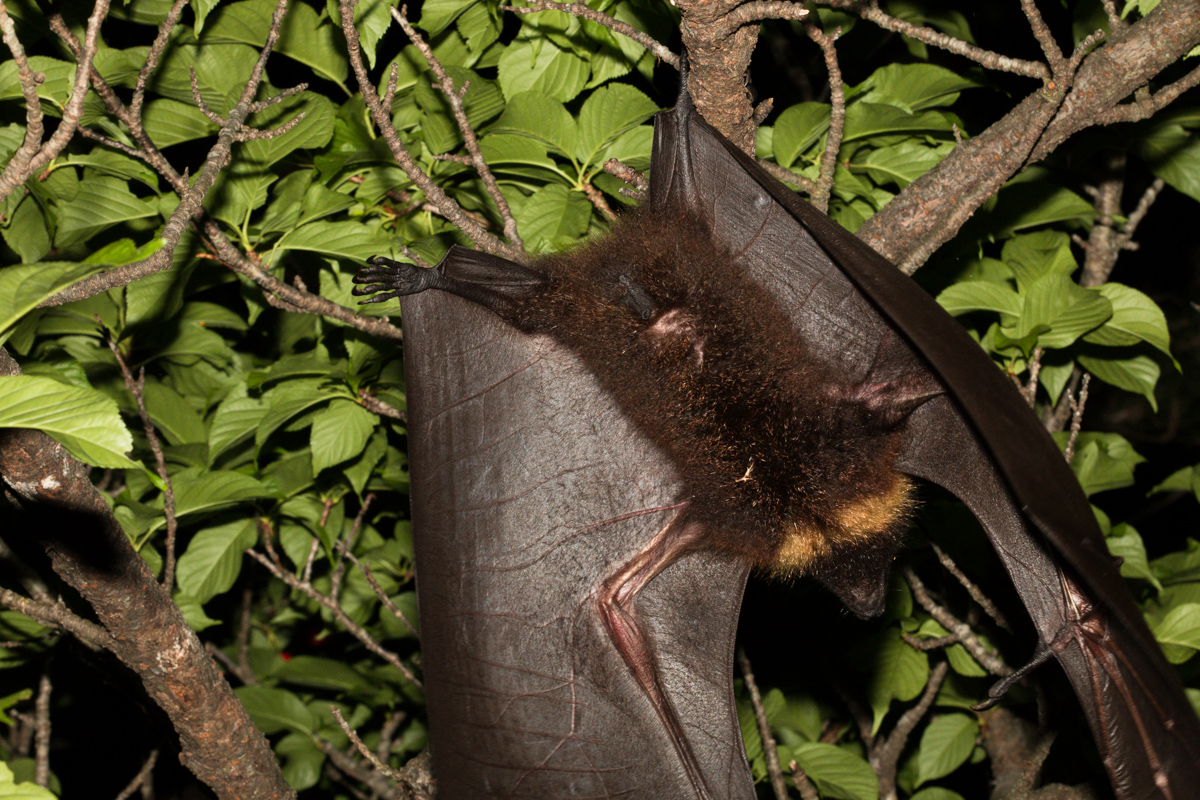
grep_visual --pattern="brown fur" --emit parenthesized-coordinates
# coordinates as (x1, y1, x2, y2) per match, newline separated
(507, 206, 917, 597)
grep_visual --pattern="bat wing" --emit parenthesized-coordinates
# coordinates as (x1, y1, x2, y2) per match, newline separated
(402, 291, 755, 798)
(652, 99, 1200, 797)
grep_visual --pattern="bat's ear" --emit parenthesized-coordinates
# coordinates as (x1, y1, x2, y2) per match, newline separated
(847, 374, 944, 429)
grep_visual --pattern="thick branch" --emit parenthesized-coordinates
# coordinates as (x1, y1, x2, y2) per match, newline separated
(857, 0, 1200, 269)
(0, 350, 295, 800)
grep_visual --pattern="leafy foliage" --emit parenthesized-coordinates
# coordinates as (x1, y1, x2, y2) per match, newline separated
(0, 0, 1197, 797)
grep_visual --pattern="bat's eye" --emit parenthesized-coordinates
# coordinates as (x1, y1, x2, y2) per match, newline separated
(617, 275, 656, 320)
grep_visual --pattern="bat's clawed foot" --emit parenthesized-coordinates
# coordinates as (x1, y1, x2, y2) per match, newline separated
(352, 256, 440, 304)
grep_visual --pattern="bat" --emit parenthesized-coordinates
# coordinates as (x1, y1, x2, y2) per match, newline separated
(352, 68, 1200, 799)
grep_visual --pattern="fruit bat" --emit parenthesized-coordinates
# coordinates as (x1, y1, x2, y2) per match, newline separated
(352, 72, 1200, 799)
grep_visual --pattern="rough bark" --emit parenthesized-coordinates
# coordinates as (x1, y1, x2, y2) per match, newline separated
(0, 349, 295, 800)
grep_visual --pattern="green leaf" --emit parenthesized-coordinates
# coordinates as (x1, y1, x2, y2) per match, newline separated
(1149, 603, 1200, 664)
(1077, 352, 1161, 410)
(1137, 123, 1200, 203)
(175, 519, 258, 605)
(909, 789, 966, 800)
(0, 761, 58, 799)
(575, 85, 658, 168)
(1108, 523, 1162, 592)
(843, 103, 952, 141)
(0, 56, 77, 113)
(497, 40, 588, 102)
(1000, 230, 1077, 291)
(310, 400, 377, 474)
(1058, 431, 1145, 496)
(936, 281, 1021, 318)
(773, 103, 830, 168)
(990, 183, 1095, 237)
(864, 628, 929, 734)
(141, 380, 208, 446)
(857, 141, 951, 188)
(492, 92, 578, 159)
(856, 63, 981, 112)
(1, 196, 51, 264)
(234, 686, 317, 734)
(277, 656, 375, 692)
(0, 376, 137, 468)
(55, 175, 158, 248)
(791, 742, 878, 800)
(1151, 464, 1200, 503)
(514, 184, 592, 250)
(916, 714, 978, 785)
(208, 395, 267, 463)
(1010, 274, 1111, 349)
(142, 98, 217, 147)
(273, 220, 390, 263)
(1082, 283, 1173, 358)
(166, 469, 276, 530)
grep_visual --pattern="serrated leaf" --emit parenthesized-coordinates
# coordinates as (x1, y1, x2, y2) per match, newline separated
(575, 85, 658, 168)
(514, 184, 591, 250)
(141, 380, 208, 446)
(857, 63, 981, 113)
(0, 760, 59, 799)
(492, 92, 578, 159)
(142, 98, 217, 147)
(773, 103, 831, 168)
(273, 220, 390, 263)
(0, 376, 136, 468)
(277, 655, 375, 692)
(865, 629, 929, 734)
(936, 281, 1021, 318)
(843, 103, 953, 141)
(497, 40, 587, 102)
(209, 395, 267, 463)
(175, 519, 258, 604)
(1083, 283, 1172, 358)
(310, 400, 377, 474)
(163, 468, 276, 532)
(916, 714, 978, 785)
(1001, 230, 1077, 291)
(1137, 123, 1200, 203)
(1059, 431, 1146, 496)
(1151, 464, 1200, 502)
(792, 742, 878, 800)
(55, 175, 158, 248)
(1011, 274, 1111, 348)
(991, 183, 1095, 236)
(1077, 352, 1160, 410)
(235, 685, 316, 734)
(858, 141, 952, 188)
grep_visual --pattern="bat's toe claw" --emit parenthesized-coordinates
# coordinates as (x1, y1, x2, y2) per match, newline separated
(352, 256, 437, 301)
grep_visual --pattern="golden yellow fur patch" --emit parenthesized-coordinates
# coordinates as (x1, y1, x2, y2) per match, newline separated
(772, 474, 915, 575)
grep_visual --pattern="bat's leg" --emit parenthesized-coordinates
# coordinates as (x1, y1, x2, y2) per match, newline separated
(353, 247, 546, 318)
(596, 511, 714, 800)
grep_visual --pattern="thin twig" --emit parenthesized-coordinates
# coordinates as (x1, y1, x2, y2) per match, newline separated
(0, 587, 113, 652)
(802, 20, 844, 212)
(0, 0, 112, 203)
(502, 1, 677, 67)
(339, 0, 520, 261)
(929, 543, 1012, 633)
(1064, 374, 1091, 463)
(358, 391, 405, 421)
(820, 0, 1048, 80)
(329, 707, 407, 783)
(248, 527, 422, 688)
(114, 749, 159, 800)
(789, 762, 820, 800)
(1019, 0, 1065, 74)
(33, 672, 50, 788)
(737, 647, 789, 800)
(337, 548, 419, 637)
(873, 661, 950, 796)
(1098, 64, 1200, 124)
(756, 158, 820, 197)
(107, 339, 179, 593)
(583, 182, 617, 221)
(714, 1, 809, 39)
(903, 567, 1011, 677)
(391, 6, 524, 249)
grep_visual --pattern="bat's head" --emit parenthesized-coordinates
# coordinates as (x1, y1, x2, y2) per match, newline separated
(811, 522, 907, 619)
